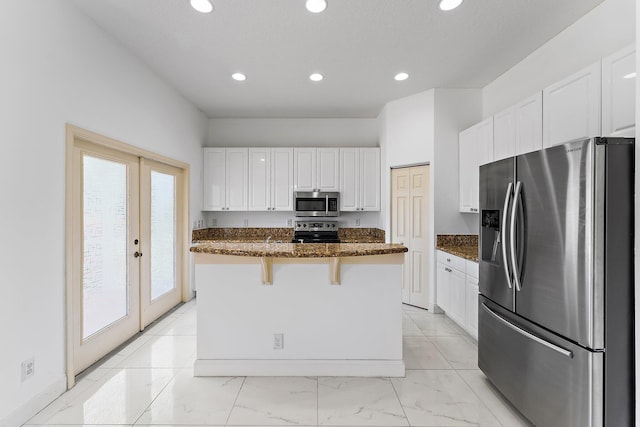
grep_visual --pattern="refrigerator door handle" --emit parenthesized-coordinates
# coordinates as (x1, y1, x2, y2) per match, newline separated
(501, 182, 513, 289)
(481, 303, 573, 359)
(509, 181, 522, 291)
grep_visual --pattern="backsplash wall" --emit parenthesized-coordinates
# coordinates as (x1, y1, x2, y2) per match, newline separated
(201, 211, 380, 229)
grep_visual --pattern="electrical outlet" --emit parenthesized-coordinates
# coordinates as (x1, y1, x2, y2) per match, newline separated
(192, 221, 198, 229)
(211, 218, 217, 227)
(21, 358, 34, 382)
(355, 218, 361, 226)
(286, 218, 293, 227)
(243, 219, 249, 227)
(273, 333, 284, 350)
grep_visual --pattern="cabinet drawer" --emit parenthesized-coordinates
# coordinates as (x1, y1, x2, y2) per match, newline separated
(466, 260, 479, 279)
(437, 250, 466, 272)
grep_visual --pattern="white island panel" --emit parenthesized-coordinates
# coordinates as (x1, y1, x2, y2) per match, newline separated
(194, 254, 405, 377)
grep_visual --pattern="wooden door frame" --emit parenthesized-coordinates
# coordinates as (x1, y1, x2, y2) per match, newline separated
(65, 124, 191, 389)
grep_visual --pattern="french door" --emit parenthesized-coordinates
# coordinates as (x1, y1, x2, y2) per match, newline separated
(67, 127, 187, 385)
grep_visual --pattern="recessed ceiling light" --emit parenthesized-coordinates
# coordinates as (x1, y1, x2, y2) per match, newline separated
(624, 72, 636, 79)
(306, 0, 327, 13)
(190, 0, 213, 13)
(309, 73, 324, 82)
(232, 73, 247, 81)
(394, 72, 409, 81)
(439, 0, 463, 11)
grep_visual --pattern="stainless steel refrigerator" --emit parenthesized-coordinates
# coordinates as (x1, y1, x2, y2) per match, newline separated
(478, 137, 634, 427)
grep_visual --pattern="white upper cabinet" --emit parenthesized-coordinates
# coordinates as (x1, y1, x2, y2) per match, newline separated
(248, 148, 294, 211)
(225, 148, 249, 211)
(543, 61, 601, 148)
(514, 92, 543, 155)
(359, 148, 381, 211)
(340, 148, 380, 212)
(203, 148, 226, 211)
(493, 92, 543, 161)
(203, 147, 248, 211)
(271, 148, 295, 211)
(493, 107, 516, 161)
(316, 148, 340, 191)
(459, 117, 492, 213)
(293, 148, 317, 192)
(602, 45, 636, 137)
(294, 148, 339, 192)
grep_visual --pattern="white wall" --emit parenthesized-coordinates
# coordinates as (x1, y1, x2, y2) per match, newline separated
(208, 118, 378, 147)
(0, 1, 208, 426)
(483, 0, 635, 117)
(433, 89, 482, 235)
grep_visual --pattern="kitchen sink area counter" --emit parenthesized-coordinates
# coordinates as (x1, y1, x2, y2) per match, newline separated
(436, 234, 478, 261)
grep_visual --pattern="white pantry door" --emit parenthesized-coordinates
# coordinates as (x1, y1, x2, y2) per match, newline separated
(71, 141, 141, 375)
(391, 165, 430, 308)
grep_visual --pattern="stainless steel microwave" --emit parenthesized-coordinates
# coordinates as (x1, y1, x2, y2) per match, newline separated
(294, 191, 340, 217)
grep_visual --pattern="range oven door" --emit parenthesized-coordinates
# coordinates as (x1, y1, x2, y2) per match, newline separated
(478, 296, 603, 427)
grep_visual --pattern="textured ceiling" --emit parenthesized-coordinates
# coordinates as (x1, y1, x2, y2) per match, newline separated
(72, 0, 604, 118)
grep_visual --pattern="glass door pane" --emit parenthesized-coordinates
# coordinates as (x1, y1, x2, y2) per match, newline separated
(150, 171, 176, 300)
(82, 155, 129, 339)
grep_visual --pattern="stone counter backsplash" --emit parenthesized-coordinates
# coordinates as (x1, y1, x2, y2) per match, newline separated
(192, 227, 385, 243)
(436, 234, 478, 262)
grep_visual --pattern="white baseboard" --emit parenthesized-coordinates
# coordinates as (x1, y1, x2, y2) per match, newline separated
(1, 376, 66, 427)
(194, 359, 406, 377)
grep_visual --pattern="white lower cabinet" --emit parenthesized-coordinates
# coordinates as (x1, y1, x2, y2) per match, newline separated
(436, 250, 479, 339)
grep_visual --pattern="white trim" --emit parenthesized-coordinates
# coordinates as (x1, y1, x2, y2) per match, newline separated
(0, 376, 66, 427)
(194, 359, 405, 377)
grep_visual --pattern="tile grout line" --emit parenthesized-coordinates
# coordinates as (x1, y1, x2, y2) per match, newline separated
(455, 369, 511, 427)
(130, 368, 180, 426)
(389, 375, 411, 427)
(224, 376, 247, 426)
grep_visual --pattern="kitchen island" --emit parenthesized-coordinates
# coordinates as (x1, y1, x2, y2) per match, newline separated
(191, 242, 407, 377)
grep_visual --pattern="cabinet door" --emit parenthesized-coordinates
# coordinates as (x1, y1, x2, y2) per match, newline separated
(294, 148, 317, 191)
(448, 268, 466, 327)
(360, 148, 381, 211)
(465, 275, 479, 339)
(202, 148, 226, 211)
(459, 127, 479, 213)
(493, 107, 515, 162)
(339, 148, 359, 211)
(515, 92, 543, 155)
(436, 263, 450, 313)
(543, 62, 601, 148)
(602, 45, 635, 137)
(317, 148, 340, 191)
(225, 148, 248, 211)
(248, 148, 271, 211)
(477, 117, 494, 167)
(271, 148, 294, 211)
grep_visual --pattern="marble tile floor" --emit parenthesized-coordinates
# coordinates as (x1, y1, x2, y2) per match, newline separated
(25, 300, 533, 427)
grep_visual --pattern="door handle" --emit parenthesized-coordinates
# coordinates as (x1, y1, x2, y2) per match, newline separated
(509, 181, 522, 292)
(134, 251, 143, 258)
(481, 303, 573, 358)
(501, 182, 513, 289)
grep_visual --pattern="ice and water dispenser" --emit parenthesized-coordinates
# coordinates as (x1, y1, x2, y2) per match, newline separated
(481, 210, 501, 265)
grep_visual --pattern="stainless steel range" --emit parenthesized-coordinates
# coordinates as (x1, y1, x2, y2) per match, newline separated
(292, 220, 340, 243)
